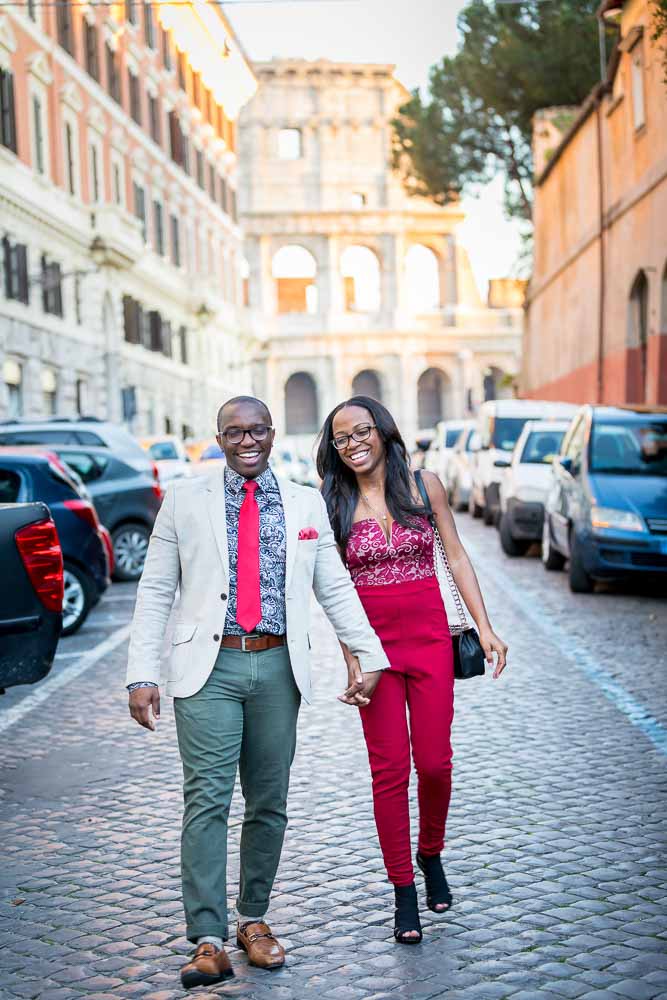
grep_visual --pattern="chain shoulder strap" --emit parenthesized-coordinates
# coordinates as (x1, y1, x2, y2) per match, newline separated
(414, 470, 469, 633)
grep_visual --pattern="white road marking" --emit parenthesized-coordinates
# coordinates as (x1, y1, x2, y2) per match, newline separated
(0, 625, 131, 734)
(463, 534, 667, 758)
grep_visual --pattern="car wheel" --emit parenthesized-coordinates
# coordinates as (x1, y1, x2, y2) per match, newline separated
(62, 562, 94, 636)
(112, 523, 150, 581)
(452, 482, 466, 513)
(483, 503, 495, 526)
(499, 513, 530, 557)
(541, 517, 565, 571)
(568, 530, 594, 593)
(468, 492, 483, 519)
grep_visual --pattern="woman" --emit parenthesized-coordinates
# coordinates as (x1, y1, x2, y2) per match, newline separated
(316, 396, 508, 944)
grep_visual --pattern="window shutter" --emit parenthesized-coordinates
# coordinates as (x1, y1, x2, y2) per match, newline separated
(17, 244, 29, 304)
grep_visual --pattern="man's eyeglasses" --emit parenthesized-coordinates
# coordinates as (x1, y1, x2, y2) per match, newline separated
(332, 424, 377, 451)
(220, 424, 273, 445)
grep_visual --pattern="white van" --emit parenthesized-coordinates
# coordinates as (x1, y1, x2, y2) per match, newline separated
(470, 399, 579, 525)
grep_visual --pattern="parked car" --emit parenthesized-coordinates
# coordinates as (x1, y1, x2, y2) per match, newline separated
(424, 420, 468, 480)
(140, 435, 191, 485)
(0, 452, 110, 634)
(542, 405, 667, 592)
(39, 445, 162, 581)
(497, 420, 570, 556)
(0, 417, 153, 470)
(443, 422, 478, 511)
(470, 399, 579, 525)
(0, 501, 63, 692)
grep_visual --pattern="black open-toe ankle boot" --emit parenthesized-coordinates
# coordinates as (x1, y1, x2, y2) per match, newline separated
(393, 882, 423, 944)
(416, 852, 453, 913)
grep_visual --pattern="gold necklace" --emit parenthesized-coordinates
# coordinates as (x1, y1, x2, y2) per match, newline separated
(361, 492, 391, 541)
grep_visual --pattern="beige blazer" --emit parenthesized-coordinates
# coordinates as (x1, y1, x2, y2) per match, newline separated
(125, 468, 389, 702)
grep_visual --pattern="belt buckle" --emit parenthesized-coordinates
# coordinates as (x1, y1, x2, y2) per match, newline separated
(241, 634, 258, 652)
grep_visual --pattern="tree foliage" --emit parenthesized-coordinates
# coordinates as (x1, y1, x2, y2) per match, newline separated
(393, 0, 608, 220)
(651, 0, 667, 81)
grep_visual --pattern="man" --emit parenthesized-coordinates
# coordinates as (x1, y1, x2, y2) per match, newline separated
(126, 396, 388, 989)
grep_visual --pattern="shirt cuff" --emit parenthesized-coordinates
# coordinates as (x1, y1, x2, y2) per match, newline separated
(127, 681, 159, 692)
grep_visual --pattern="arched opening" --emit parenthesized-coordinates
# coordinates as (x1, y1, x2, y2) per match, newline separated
(406, 244, 441, 312)
(417, 368, 449, 429)
(340, 245, 381, 313)
(272, 245, 318, 315)
(352, 369, 382, 401)
(285, 372, 319, 434)
(627, 270, 649, 403)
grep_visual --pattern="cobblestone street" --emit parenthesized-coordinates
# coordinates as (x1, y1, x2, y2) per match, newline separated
(1, 515, 666, 1000)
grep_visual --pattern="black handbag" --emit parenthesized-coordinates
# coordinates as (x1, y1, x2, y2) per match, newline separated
(414, 471, 486, 680)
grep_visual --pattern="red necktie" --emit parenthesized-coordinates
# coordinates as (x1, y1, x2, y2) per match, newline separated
(236, 479, 261, 632)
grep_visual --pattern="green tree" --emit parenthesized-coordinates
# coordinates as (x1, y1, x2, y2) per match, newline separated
(651, 0, 667, 81)
(393, 0, 607, 220)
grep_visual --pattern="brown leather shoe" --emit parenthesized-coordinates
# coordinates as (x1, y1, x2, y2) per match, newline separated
(180, 942, 234, 989)
(236, 921, 285, 969)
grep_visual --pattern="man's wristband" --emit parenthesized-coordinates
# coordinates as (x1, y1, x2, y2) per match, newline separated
(127, 681, 159, 692)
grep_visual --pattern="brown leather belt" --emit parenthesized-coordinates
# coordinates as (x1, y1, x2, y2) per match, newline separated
(220, 634, 286, 652)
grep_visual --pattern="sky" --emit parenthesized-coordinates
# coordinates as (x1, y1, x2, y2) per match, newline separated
(223, 0, 524, 296)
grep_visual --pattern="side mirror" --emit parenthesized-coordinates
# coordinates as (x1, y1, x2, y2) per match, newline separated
(493, 458, 511, 468)
(558, 456, 573, 474)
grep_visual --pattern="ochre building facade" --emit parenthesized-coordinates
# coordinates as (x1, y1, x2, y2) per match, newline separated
(239, 59, 524, 449)
(523, 0, 667, 406)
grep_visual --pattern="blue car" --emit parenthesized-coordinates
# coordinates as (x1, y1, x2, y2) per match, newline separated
(0, 451, 110, 633)
(542, 405, 667, 592)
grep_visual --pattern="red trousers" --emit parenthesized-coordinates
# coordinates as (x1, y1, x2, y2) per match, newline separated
(356, 578, 455, 886)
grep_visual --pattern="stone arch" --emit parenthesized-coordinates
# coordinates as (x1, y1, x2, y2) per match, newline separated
(406, 244, 441, 312)
(627, 270, 649, 403)
(272, 244, 318, 315)
(340, 244, 381, 313)
(352, 369, 382, 401)
(285, 371, 319, 434)
(417, 367, 450, 429)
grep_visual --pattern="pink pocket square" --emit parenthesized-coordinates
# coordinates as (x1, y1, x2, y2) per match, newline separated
(298, 527, 319, 540)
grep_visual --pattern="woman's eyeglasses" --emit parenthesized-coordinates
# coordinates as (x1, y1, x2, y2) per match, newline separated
(332, 424, 376, 451)
(220, 424, 273, 445)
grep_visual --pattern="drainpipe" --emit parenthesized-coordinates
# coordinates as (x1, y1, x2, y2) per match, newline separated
(595, 93, 606, 404)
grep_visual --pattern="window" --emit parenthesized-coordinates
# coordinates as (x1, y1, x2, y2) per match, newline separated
(2, 237, 29, 305)
(129, 70, 141, 125)
(628, 270, 649, 403)
(41, 368, 58, 416)
(631, 40, 645, 131)
(161, 27, 172, 71)
(196, 149, 204, 189)
(56, 1, 74, 56)
(169, 111, 189, 172)
(85, 20, 100, 81)
(177, 50, 187, 91)
(32, 96, 45, 175)
(27, 0, 36, 21)
(0, 68, 17, 154)
(208, 163, 216, 200)
(219, 175, 228, 214)
(123, 295, 142, 343)
(161, 319, 172, 358)
(351, 192, 367, 209)
(125, 0, 137, 25)
(112, 158, 124, 205)
(133, 182, 147, 241)
(230, 188, 237, 222)
(170, 214, 181, 266)
(148, 93, 160, 145)
(143, 2, 155, 48)
(106, 43, 121, 104)
(64, 122, 76, 195)
(285, 372, 318, 434)
(89, 143, 100, 201)
(41, 257, 64, 317)
(177, 325, 188, 364)
(153, 200, 164, 256)
(74, 275, 82, 324)
(4, 359, 23, 418)
(277, 128, 302, 160)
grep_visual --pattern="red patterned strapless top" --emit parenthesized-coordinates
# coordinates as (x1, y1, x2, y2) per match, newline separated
(346, 515, 436, 587)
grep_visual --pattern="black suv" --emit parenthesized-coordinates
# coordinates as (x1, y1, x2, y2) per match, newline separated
(0, 419, 162, 580)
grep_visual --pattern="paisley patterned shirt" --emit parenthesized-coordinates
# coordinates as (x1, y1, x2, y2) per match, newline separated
(345, 515, 436, 587)
(223, 465, 287, 635)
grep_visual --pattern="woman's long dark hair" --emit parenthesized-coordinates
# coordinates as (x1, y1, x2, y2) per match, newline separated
(316, 395, 428, 555)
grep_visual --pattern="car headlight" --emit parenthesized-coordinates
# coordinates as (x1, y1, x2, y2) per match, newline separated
(590, 506, 645, 532)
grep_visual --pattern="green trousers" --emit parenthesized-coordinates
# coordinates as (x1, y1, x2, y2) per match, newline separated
(173, 644, 301, 942)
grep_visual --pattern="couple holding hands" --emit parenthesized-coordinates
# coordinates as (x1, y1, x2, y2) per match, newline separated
(126, 393, 508, 989)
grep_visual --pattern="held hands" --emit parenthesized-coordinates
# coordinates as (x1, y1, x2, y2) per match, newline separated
(479, 627, 508, 679)
(129, 686, 161, 730)
(338, 658, 383, 707)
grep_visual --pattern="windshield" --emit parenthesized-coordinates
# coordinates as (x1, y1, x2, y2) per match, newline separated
(445, 428, 461, 447)
(492, 418, 529, 452)
(521, 429, 565, 464)
(149, 441, 179, 461)
(590, 420, 667, 476)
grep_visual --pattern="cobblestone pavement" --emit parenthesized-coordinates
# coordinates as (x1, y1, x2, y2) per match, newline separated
(1, 514, 666, 1000)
